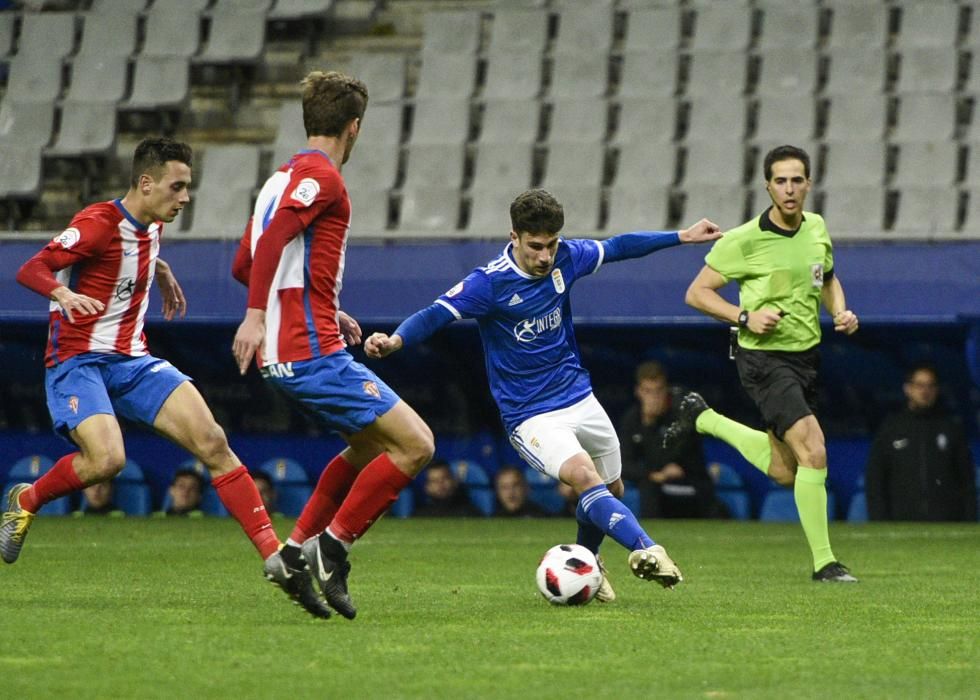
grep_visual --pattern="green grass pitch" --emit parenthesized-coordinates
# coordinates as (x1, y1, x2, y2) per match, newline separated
(1, 517, 977, 699)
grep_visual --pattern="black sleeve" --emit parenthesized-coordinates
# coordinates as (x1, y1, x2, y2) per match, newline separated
(864, 421, 891, 520)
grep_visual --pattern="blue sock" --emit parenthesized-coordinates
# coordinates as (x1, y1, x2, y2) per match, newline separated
(578, 484, 654, 551)
(574, 501, 605, 554)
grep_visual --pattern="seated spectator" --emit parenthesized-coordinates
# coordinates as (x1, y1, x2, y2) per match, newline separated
(76, 481, 122, 517)
(414, 461, 482, 517)
(617, 361, 719, 518)
(866, 363, 976, 521)
(166, 468, 204, 517)
(251, 471, 282, 518)
(494, 466, 550, 518)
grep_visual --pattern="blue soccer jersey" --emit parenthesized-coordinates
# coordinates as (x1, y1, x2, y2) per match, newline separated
(436, 238, 604, 431)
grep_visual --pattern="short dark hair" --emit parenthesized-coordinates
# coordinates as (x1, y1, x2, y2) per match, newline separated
(131, 137, 192, 187)
(635, 360, 667, 384)
(301, 70, 369, 138)
(172, 468, 205, 489)
(763, 144, 810, 181)
(904, 362, 939, 383)
(510, 189, 564, 235)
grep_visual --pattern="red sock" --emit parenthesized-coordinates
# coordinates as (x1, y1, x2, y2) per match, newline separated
(212, 466, 280, 560)
(329, 453, 412, 544)
(20, 452, 84, 513)
(290, 454, 358, 544)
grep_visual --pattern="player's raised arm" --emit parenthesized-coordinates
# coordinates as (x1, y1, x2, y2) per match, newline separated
(601, 219, 721, 263)
(365, 302, 456, 359)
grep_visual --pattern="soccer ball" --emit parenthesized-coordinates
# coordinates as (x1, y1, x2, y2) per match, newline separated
(535, 544, 602, 606)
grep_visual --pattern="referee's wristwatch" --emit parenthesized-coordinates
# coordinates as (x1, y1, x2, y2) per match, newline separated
(737, 309, 750, 328)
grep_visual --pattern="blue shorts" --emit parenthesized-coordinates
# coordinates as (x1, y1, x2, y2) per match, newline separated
(261, 350, 400, 435)
(46, 353, 191, 441)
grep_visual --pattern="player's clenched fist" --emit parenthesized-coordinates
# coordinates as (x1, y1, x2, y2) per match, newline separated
(365, 332, 403, 359)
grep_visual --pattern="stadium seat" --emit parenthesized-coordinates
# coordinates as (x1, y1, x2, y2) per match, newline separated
(892, 95, 956, 143)
(824, 96, 888, 142)
(548, 98, 609, 144)
(479, 99, 540, 145)
(76, 11, 137, 58)
(189, 145, 260, 237)
(821, 142, 888, 188)
(416, 51, 477, 100)
(614, 142, 677, 188)
(344, 141, 401, 193)
(536, 184, 602, 232)
(759, 489, 836, 522)
(5, 55, 63, 103)
(140, 10, 202, 58)
(826, 1, 889, 49)
(409, 99, 470, 146)
(895, 2, 959, 48)
(523, 466, 564, 515)
(685, 97, 747, 143)
(111, 460, 152, 516)
(892, 142, 958, 188)
(421, 10, 481, 56)
(389, 487, 414, 519)
(449, 459, 494, 516)
(0, 144, 43, 200)
(553, 6, 614, 56)
(3, 455, 70, 516)
(708, 462, 751, 520)
(269, 101, 304, 167)
(823, 49, 887, 96)
(17, 13, 76, 60)
(467, 186, 522, 235)
(403, 143, 464, 192)
(895, 48, 958, 94)
(752, 97, 818, 145)
(619, 49, 678, 99)
(690, 4, 752, 51)
(755, 48, 818, 96)
(195, 4, 269, 64)
(605, 184, 672, 233)
(846, 491, 868, 523)
(471, 142, 534, 192)
(891, 187, 959, 237)
(0, 14, 14, 59)
(66, 55, 129, 104)
(87, 0, 147, 14)
(614, 97, 677, 145)
(549, 53, 610, 100)
(398, 185, 461, 234)
(489, 8, 548, 55)
(683, 141, 747, 186)
(683, 50, 749, 98)
(819, 187, 887, 237)
(544, 142, 605, 188)
(268, 0, 334, 20)
(122, 57, 191, 110)
(348, 52, 406, 104)
(482, 52, 544, 101)
(624, 7, 681, 54)
(681, 186, 747, 231)
(346, 186, 392, 236)
(46, 101, 117, 157)
(0, 100, 56, 149)
(756, 3, 819, 49)
(256, 457, 312, 517)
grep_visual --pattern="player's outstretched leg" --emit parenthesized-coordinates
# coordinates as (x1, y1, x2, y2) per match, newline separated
(302, 533, 357, 619)
(263, 548, 333, 619)
(576, 485, 683, 589)
(0, 484, 36, 564)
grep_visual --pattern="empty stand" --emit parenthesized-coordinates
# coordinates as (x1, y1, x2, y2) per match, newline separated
(346, 186, 391, 235)
(543, 142, 605, 187)
(892, 142, 959, 188)
(416, 51, 478, 100)
(819, 186, 887, 236)
(960, 189, 980, 238)
(618, 49, 678, 99)
(0, 14, 13, 58)
(397, 185, 460, 234)
(683, 141, 746, 186)
(488, 8, 548, 55)
(537, 183, 601, 231)
(482, 51, 543, 100)
(553, 6, 614, 56)
(753, 97, 817, 145)
(87, 0, 147, 13)
(614, 97, 677, 144)
(624, 7, 681, 53)
(409, 99, 470, 145)
(756, 3, 820, 49)
(682, 186, 747, 230)
(344, 142, 400, 193)
(895, 48, 958, 94)
(479, 99, 540, 145)
(0, 144, 43, 200)
(0, 100, 55, 149)
(270, 101, 304, 167)
(891, 94, 956, 142)
(268, 0, 335, 20)
(403, 143, 465, 191)
(189, 145, 260, 237)
(823, 96, 888, 142)
(549, 51, 610, 99)
(141, 10, 202, 58)
(76, 11, 137, 58)
(754, 48, 818, 96)
(690, 4, 752, 51)
(121, 57, 191, 110)
(823, 48, 887, 95)
(471, 142, 535, 191)
(826, 1, 889, 49)
(821, 142, 888, 188)
(17, 13, 76, 59)
(468, 186, 522, 235)
(605, 184, 672, 233)
(347, 52, 406, 104)
(891, 187, 959, 237)
(614, 142, 677, 188)
(895, 1, 960, 48)
(421, 10, 482, 56)
(685, 97, 747, 142)
(195, 4, 269, 64)
(5, 55, 63, 103)
(46, 101, 117, 156)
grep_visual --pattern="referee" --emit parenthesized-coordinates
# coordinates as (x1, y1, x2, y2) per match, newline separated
(666, 145, 859, 583)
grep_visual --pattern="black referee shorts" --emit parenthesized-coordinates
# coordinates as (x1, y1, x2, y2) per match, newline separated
(735, 346, 820, 440)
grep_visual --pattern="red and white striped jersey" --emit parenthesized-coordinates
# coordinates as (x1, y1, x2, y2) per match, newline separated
(244, 150, 350, 367)
(38, 200, 162, 366)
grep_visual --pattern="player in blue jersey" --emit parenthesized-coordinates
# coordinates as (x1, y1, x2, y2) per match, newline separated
(366, 189, 721, 596)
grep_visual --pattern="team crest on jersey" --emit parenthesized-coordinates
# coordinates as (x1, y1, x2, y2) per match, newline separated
(68, 396, 79, 415)
(53, 227, 80, 249)
(810, 263, 824, 288)
(363, 381, 381, 398)
(551, 269, 565, 293)
(446, 282, 464, 298)
(291, 178, 320, 207)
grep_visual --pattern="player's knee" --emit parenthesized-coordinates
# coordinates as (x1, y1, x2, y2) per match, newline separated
(192, 422, 231, 464)
(84, 445, 126, 481)
(405, 426, 435, 472)
(606, 479, 624, 498)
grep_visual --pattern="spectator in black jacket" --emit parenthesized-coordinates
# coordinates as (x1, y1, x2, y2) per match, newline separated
(866, 364, 976, 521)
(617, 361, 718, 518)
